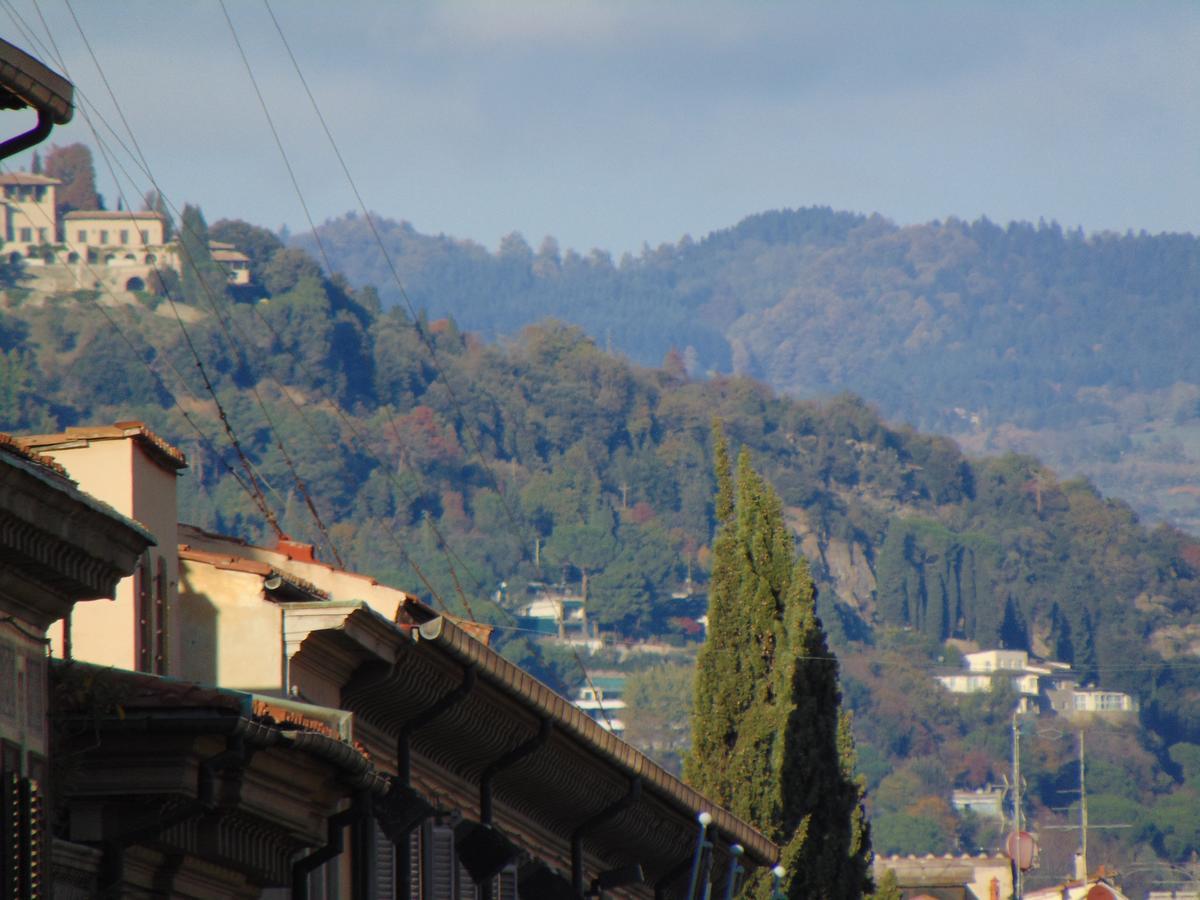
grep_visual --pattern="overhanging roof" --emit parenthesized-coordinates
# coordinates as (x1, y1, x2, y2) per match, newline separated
(0, 441, 152, 624)
(294, 604, 778, 890)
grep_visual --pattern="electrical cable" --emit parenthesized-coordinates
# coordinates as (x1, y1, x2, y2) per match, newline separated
(6, 0, 292, 540)
(38, 0, 357, 565)
(14, 0, 501, 618)
(260, 0, 536, 566)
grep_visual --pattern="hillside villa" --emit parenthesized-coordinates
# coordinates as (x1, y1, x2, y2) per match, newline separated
(0, 171, 250, 292)
(936, 649, 1138, 720)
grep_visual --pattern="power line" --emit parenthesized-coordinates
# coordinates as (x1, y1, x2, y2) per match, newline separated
(259, 0, 536, 562)
(14, 0, 340, 557)
(32, 0, 360, 564)
(215, 0, 511, 618)
(17, 0, 291, 542)
(18, 0, 523, 621)
(0, 174, 284, 520)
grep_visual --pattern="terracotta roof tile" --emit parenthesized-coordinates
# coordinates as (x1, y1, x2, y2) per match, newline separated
(0, 172, 60, 185)
(0, 431, 69, 478)
(61, 210, 167, 221)
(18, 421, 187, 472)
(178, 545, 330, 600)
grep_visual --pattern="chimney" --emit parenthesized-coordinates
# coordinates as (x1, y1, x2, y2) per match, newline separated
(276, 535, 316, 564)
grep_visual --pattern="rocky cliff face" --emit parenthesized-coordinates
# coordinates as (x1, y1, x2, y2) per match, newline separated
(786, 505, 877, 620)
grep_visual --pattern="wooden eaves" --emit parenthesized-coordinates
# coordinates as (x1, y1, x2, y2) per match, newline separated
(290, 603, 779, 897)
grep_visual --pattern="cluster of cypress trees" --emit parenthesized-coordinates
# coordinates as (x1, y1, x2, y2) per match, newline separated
(686, 422, 872, 898)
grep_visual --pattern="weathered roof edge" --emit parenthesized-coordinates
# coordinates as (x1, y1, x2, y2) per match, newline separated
(416, 615, 779, 866)
(18, 421, 187, 472)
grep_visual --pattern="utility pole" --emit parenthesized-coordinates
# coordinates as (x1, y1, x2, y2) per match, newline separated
(1013, 710, 1023, 900)
(1041, 728, 1131, 882)
(1079, 730, 1088, 882)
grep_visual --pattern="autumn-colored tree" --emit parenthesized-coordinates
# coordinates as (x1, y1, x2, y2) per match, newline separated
(44, 143, 100, 215)
(686, 422, 871, 898)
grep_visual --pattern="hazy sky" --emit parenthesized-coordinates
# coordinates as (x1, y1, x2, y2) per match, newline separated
(5, 1, 1198, 254)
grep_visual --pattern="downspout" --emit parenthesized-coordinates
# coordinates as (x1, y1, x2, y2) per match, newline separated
(476, 718, 553, 900)
(480, 717, 552, 825)
(572, 777, 642, 896)
(398, 667, 476, 784)
(292, 790, 369, 900)
(0, 107, 54, 159)
(393, 666, 476, 893)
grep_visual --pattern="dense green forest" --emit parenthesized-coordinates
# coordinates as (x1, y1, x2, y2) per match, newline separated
(299, 208, 1200, 430)
(300, 209, 1200, 532)
(5, 208, 1200, 885)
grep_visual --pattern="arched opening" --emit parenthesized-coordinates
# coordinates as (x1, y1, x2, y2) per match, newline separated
(144, 253, 156, 264)
(104, 253, 116, 264)
(67, 252, 80, 264)
(124, 253, 136, 261)
(125, 276, 146, 292)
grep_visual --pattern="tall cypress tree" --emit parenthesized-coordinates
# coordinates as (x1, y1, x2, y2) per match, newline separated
(178, 204, 227, 305)
(686, 422, 871, 899)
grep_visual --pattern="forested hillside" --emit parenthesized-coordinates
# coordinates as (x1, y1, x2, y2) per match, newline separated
(6, 212, 1200, 881)
(301, 209, 1200, 532)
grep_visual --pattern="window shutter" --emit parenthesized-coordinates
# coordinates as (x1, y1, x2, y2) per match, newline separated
(408, 827, 422, 898)
(495, 864, 518, 900)
(2, 772, 44, 899)
(424, 823, 457, 900)
(456, 857, 476, 899)
(374, 820, 396, 899)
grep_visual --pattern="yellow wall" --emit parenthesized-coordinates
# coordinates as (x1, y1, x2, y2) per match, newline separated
(41, 438, 181, 675)
(180, 526, 410, 622)
(177, 561, 285, 695)
(63, 215, 166, 249)
(2, 182, 57, 251)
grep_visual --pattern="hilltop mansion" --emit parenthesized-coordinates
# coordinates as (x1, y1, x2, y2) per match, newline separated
(1, 171, 249, 293)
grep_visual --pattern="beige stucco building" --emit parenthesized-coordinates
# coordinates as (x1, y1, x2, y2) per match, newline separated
(209, 239, 252, 284)
(13, 420, 779, 897)
(0, 433, 152, 893)
(17, 422, 187, 675)
(0, 169, 253, 292)
(62, 209, 167, 255)
(0, 171, 59, 256)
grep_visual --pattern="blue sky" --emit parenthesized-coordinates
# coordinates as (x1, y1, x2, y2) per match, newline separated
(6, 1, 1198, 254)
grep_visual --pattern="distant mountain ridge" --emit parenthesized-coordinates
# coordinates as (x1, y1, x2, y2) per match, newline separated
(298, 208, 1200, 531)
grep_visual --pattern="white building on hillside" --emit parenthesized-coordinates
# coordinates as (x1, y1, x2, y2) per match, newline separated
(938, 647, 1136, 719)
(1, 171, 58, 254)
